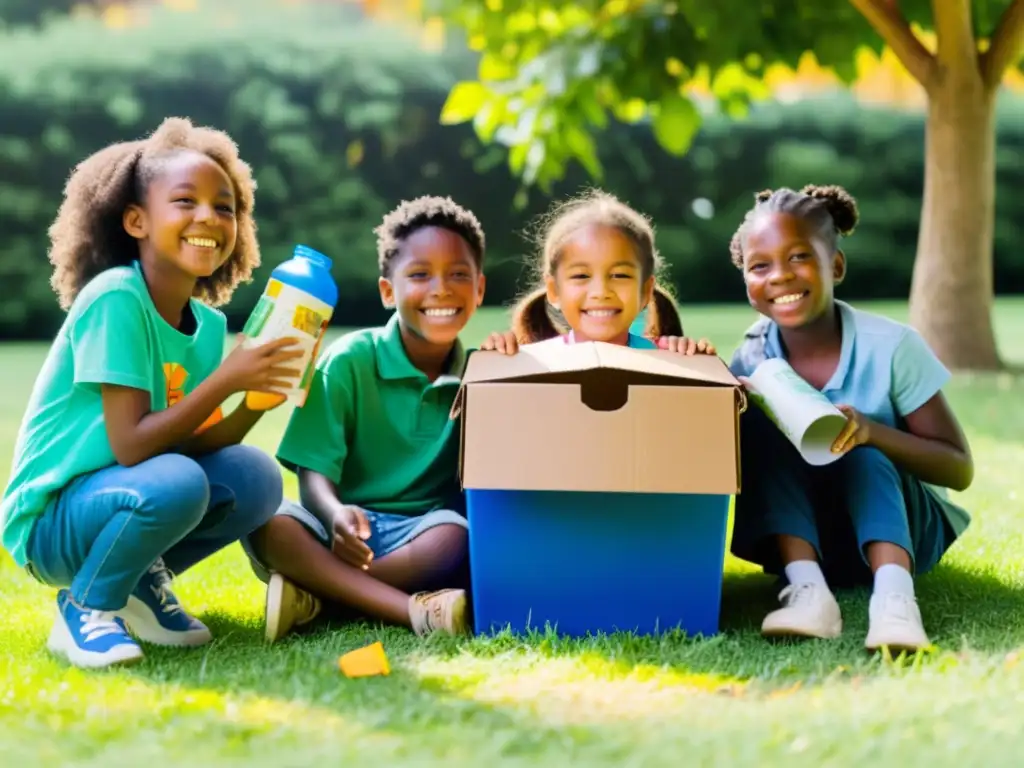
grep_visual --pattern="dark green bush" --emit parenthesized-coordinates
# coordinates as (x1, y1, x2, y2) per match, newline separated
(0, 0, 1021, 338)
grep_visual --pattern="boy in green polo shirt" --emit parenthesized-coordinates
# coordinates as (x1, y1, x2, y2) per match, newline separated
(245, 196, 486, 641)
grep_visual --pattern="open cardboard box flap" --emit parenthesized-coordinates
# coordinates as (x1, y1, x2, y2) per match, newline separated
(453, 342, 747, 495)
(451, 341, 743, 419)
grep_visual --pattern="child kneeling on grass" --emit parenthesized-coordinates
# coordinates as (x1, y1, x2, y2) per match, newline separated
(727, 184, 974, 653)
(1, 118, 300, 669)
(246, 196, 487, 642)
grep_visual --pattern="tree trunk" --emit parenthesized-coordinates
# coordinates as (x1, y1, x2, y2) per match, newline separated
(909, 68, 1001, 370)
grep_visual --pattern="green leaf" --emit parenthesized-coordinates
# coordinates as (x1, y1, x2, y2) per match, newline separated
(613, 97, 647, 124)
(522, 139, 546, 185)
(565, 124, 603, 179)
(652, 93, 700, 156)
(473, 94, 510, 142)
(478, 52, 515, 81)
(440, 81, 489, 125)
(513, 186, 530, 211)
(508, 140, 529, 175)
(578, 88, 608, 128)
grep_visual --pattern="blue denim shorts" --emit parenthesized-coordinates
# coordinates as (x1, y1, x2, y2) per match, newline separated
(243, 498, 467, 583)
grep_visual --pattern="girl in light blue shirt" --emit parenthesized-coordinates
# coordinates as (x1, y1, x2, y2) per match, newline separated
(728, 184, 973, 654)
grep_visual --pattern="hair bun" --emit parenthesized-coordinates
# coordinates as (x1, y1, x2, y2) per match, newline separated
(754, 188, 774, 204)
(801, 184, 859, 236)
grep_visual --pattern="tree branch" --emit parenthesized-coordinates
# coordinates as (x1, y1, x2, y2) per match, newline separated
(848, 0, 935, 87)
(930, 0, 978, 66)
(981, 0, 1024, 89)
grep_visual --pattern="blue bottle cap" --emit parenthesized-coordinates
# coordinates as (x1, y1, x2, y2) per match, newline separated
(293, 244, 333, 271)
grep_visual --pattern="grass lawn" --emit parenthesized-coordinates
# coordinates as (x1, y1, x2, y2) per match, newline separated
(2, 300, 1024, 766)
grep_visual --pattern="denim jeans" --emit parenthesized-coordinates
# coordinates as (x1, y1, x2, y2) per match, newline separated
(242, 497, 467, 583)
(731, 407, 953, 587)
(25, 444, 282, 611)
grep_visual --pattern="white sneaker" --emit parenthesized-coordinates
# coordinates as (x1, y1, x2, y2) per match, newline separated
(865, 592, 930, 653)
(761, 582, 843, 639)
(265, 572, 322, 643)
(49, 590, 144, 669)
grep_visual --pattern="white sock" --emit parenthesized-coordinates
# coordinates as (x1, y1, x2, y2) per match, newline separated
(784, 560, 826, 587)
(873, 563, 915, 597)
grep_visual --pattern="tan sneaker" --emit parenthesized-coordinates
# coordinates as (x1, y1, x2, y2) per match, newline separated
(265, 572, 322, 643)
(761, 582, 843, 639)
(864, 592, 930, 653)
(408, 589, 470, 637)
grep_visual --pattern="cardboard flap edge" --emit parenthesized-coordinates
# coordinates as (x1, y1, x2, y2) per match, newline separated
(592, 345, 743, 387)
(451, 346, 747, 420)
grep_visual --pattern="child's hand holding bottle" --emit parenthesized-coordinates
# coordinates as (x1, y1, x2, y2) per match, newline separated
(214, 335, 306, 401)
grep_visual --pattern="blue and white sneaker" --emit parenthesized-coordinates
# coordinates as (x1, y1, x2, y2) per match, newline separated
(116, 559, 213, 647)
(47, 589, 144, 668)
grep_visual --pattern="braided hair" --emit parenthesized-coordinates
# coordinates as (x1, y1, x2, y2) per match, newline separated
(729, 184, 859, 268)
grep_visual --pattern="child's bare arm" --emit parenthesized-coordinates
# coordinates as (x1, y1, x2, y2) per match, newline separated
(299, 469, 373, 568)
(832, 393, 974, 491)
(102, 337, 302, 467)
(102, 377, 233, 467)
(179, 402, 263, 456)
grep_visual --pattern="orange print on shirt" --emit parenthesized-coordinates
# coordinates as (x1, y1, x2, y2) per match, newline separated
(163, 362, 223, 434)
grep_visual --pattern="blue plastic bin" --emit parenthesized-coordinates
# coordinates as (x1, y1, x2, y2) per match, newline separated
(466, 489, 731, 638)
(453, 343, 743, 639)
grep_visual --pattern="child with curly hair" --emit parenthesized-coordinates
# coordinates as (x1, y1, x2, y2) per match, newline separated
(1, 117, 303, 669)
(481, 189, 714, 355)
(246, 196, 487, 642)
(728, 184, 973, 653)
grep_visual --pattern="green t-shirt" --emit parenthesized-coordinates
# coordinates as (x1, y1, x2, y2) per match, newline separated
(1, 261, 227, 566)
(276, 312, 466, 515)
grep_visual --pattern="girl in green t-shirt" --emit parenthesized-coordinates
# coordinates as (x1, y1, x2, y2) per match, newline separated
(2, 117, 303, 669)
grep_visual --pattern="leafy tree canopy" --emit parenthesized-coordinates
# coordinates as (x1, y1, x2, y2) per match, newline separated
(431, 0, 1023, 190)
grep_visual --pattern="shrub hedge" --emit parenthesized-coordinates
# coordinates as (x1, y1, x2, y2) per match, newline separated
(1, 0, 1022, 338)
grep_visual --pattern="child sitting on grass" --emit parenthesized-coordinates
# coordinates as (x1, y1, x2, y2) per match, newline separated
(481, 189, 714, 355)
(246, 196, 487, 642)
(1, 118, 299, 669)
(727, 184, 974, 653)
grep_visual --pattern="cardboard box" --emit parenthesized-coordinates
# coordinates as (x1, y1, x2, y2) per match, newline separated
(452, 341, 746, 638)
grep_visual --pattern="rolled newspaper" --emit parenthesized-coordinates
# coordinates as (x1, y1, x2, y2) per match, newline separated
(746, 358, 849, 466)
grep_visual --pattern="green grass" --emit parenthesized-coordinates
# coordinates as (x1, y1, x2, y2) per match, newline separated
(3, 300, 1024, 766)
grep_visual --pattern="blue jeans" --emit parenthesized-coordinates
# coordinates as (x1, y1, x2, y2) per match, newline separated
(732, 408, 954, 587)
(25, 445, 282, 611)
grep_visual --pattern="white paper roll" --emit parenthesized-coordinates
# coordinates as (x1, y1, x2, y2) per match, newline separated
(746, 358, 849, 466)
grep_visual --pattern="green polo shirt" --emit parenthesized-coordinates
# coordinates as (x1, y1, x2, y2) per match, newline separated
(276, 313, 466, 515)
